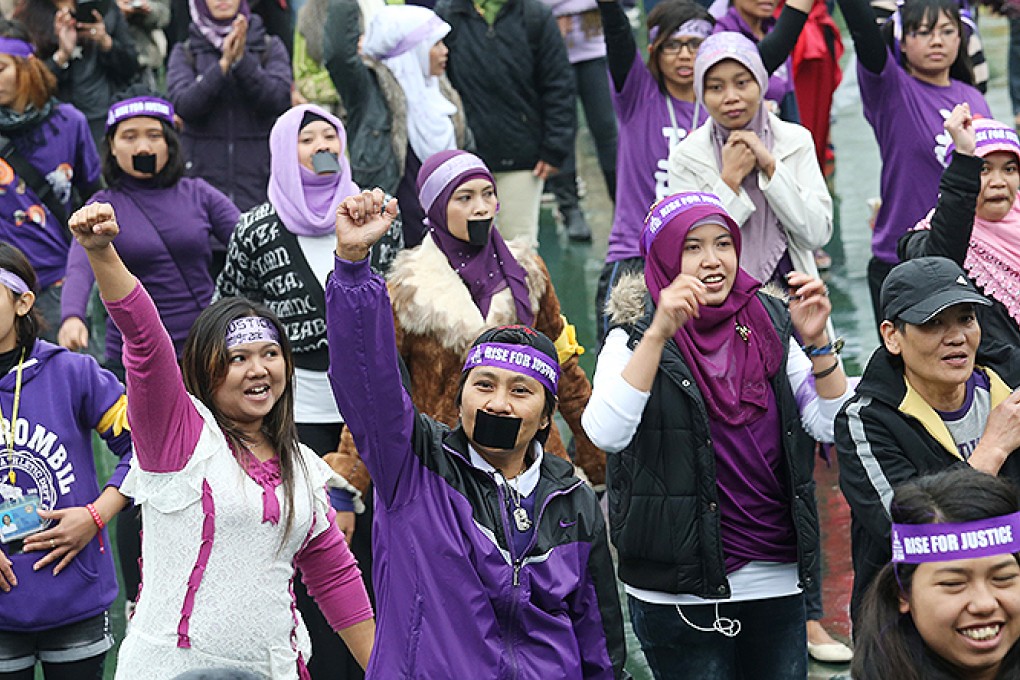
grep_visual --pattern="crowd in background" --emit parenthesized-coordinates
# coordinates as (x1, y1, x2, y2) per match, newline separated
(1, 0, 1020, 676)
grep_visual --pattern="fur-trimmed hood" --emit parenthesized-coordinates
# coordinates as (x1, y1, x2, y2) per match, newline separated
(605, 272, 788, 327)
(386, 234, 547, 354)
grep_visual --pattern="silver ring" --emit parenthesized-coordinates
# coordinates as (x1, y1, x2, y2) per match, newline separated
(49, 539, 55, 548)
(90, 28, 96, 36)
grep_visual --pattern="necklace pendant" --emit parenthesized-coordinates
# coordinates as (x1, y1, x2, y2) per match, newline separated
(513, 507, 533, 532)
(6, 470, 13, 484)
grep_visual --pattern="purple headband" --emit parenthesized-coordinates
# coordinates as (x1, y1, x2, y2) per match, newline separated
(381, 14, 445, 59)
(947, 120, 1020, 161)
(105, 97, 175, 132)
(641, 192, 730, 255)
(649, 19, 713, 43)
(0, 268, 29, 296)
(225, 316, 281, 349)
(462, 342, 560, 395)
(419, 153, 489, 213)
(891, 512, 1020, 564)
(0, 38, 33, 59)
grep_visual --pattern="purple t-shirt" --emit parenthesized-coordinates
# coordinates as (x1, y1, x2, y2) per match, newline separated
(860, 49, 990, 264)
(710, 387, 798, 573)
(608, 55, 708, 262)
(713, 10, 795, 107)
(0, 104, 100, 288)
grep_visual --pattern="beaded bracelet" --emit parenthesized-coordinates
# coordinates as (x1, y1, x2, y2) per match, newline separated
(85, 502, 106, 553)
(802, 336, 845, 357)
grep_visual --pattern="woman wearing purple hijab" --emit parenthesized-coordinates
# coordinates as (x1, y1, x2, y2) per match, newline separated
(380, 149, 607, 488)
(165, 0, 291, 211)
(583, 191, 851, 679)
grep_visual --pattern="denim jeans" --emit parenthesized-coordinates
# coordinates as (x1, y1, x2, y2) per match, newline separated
(629, 593, 808, 680)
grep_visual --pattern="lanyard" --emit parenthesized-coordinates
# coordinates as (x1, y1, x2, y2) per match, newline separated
(666, 95, 704, 152)
(4, 348, 27, 485)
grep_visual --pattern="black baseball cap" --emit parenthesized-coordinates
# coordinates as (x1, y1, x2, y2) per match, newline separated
(881, 257, 991, 324)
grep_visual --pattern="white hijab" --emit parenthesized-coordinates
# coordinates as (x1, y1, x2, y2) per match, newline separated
(363, 6, 457, 163)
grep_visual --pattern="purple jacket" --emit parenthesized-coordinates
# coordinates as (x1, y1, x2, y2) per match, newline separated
(326, 256, 626, 679)
(0, 339, 132, 632)
(166, 16, 292, 212)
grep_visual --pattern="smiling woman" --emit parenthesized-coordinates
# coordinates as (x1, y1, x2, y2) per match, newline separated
(853, 467, 1020, 680)
(583, 190, 850, 680)
(66, 202, 376, 679)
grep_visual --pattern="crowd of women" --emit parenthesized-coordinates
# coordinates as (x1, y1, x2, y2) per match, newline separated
(0, 0, 1019, 676)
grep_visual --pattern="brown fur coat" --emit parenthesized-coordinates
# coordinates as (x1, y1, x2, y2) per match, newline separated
(330, 235, 605, 490)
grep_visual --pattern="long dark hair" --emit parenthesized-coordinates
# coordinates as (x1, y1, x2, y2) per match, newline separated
(645, 0, 714, 95)
(853, 468, 1020, 680)
(102, 85, 185, 188)
(883, 0, 975, 86)
(0, 241, 41, 347)
(181, 297, 306, 546)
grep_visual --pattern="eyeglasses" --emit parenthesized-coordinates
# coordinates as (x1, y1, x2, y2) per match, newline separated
(905, 25, 959, 42)
(660, 38, 704, 56)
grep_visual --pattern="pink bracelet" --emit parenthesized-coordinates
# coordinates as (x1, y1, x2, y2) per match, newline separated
(86, 503, 106, 553)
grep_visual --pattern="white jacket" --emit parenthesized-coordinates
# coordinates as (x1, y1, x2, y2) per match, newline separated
(667, 114, 832, 282)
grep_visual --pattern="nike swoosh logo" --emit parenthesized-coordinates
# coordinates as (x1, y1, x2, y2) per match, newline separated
(559, 519, 577, 528)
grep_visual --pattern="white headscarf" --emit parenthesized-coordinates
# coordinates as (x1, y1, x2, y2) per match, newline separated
(363, 6, 457, 163)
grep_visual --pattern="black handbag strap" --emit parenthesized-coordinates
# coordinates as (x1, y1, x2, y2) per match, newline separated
(118, 190, 206, 312)
(0, 133, 68, 229)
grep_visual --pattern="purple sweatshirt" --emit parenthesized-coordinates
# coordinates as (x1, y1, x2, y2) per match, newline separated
(326, 256, 626, 679)
(0, 104, 101, 288)
(62, 177, 239, 362)
(0, 339, 132, 632)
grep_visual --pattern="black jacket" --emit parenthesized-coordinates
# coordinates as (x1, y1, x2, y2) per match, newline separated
(898, 153, 1020, 377)
(323, 0, 473, 194)
(609, 293, 820, 599)
(435, 0, 575, 172)
(835, 346, 1020, 622)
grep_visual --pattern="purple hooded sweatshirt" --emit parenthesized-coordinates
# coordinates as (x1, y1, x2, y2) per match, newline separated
(0, 339, 132, 632)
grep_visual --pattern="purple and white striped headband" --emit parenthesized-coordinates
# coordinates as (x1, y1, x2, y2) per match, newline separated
(641, 191, 730, 254)
(419, 153, 488, 213)
(381, 15, 447, 59)
(0, 38, 34, 59)
(892, 512, 1020, 563)
(649, 19, 713, 44)
(106, 96, 175, 131)
(0, 268, 29, 296)
(225, 317, 281, 349)
(462, 342, 560, 395)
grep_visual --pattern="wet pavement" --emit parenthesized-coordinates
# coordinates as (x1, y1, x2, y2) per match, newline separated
(90, 13, 1016, 679)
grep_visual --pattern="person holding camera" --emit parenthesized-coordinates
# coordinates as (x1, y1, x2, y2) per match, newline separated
(16, 0, 140, 146)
